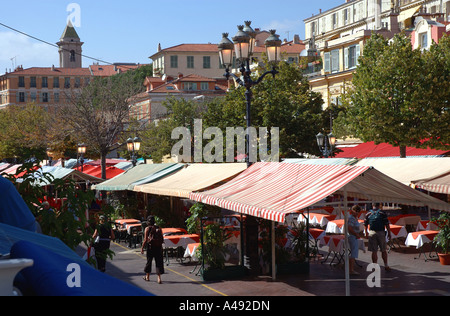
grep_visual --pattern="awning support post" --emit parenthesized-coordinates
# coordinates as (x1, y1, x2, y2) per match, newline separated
(271, 221, 276, 281)
(343, 187, 350, 296)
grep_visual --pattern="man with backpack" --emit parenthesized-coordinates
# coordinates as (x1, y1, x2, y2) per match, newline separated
(141, 215, 164, 284)
(364, 203, 392, 272)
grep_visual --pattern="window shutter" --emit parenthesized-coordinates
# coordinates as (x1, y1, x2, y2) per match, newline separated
(356, 44, 360, 65)
(344, 47, 349, 69)
(324, 52, 331, 73)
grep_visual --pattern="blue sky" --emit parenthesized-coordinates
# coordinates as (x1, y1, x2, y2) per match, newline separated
(0, 0, 344, 74)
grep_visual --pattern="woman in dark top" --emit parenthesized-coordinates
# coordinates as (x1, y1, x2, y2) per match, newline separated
(92, 215, 115, 272)
(141, 216, 164, 284)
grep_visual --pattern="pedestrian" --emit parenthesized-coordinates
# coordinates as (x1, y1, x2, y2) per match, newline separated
(141, 215, 164, 284)
(92, 215, 115, 272)
(348, 205, 362, 275)
(364, 203, 392, 272)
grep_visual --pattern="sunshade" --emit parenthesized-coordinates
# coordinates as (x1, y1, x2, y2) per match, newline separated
(92, 163, 184, 191)
(411, 171, 450, 194)
(14, 166, 104, 186)
(334, 141, 449, 158)
(133, 163, 247, 198)
(283, 158, 358, 165)
(190, 162, 450, 223)
(355, 157, 450, 185)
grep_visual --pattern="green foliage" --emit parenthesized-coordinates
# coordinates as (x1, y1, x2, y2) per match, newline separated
(2, 162, 104, 252)
(335, 33, 450, 155)
(433, 211, 450, 254)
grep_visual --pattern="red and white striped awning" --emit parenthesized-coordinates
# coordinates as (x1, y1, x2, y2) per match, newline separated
(411, 171, 450, 195)
(189, 162, 369, 223)
(190, 162, 450, 223)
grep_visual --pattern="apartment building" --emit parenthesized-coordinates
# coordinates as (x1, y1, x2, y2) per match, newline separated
(129, 73, 228, 122)
(150, 29, 305, 81)
(303, 0, 450, 109)
(0, 23, 144, 110)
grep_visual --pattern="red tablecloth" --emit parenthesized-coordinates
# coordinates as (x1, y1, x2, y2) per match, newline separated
(164, 234, 200, 248)
(405, 230, 439, 249)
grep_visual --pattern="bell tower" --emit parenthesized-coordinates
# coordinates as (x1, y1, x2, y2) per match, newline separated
(57, 21, 83, 68)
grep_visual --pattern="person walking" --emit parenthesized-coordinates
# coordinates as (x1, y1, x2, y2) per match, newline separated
(348, 205, 362, 275)
(92, 215, 115, 272)
(141, 216, 164, 284)
(364, 203, 392, 272)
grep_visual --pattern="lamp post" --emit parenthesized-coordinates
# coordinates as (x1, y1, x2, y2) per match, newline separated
(316, 132, 336, 158)
(77, 143, 87, 172)
(218, 22, 281, 168)
(46, 148, 53, 166)
(127, 136, 141, 167)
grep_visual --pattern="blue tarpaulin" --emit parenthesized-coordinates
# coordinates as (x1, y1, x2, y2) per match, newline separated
(10, 240, 153, 296)
(0, 176, 36, 232)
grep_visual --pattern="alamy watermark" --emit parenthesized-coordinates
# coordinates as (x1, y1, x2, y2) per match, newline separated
(171, 119, 279, 163)
(67, 3, 81, 27)
(66, 263, 81, 288)
(366, 263, 381, 288)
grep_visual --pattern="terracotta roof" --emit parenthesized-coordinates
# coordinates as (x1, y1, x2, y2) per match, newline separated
(149, 82, 182, 94)
(150, 44, 218, 59)
(172, 74, 216, 83)
(89, 64, 146, 76)
(5, 67, 91, 76)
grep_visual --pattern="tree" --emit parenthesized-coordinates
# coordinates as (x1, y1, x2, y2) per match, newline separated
(0, 104, 51, 161)
(204, 61, 324, 158)
(335, 33, 449, 157)
(58, 74, 143, 179)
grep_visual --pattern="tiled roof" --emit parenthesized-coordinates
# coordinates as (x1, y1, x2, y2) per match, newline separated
(5, 67, 91, 76)
(60, 21, 80, 40)
(150, 44, 218, 58)
(89, 64, 147, 76)
(172, 74, 216, 82)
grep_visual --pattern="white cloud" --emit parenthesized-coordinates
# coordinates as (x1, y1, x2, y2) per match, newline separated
(0, 31, 59, 73)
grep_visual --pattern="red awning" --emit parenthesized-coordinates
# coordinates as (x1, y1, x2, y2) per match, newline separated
(76, 165, 124, 180)
(335, 141, 449, 158)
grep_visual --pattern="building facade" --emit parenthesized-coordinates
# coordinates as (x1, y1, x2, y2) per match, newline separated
(0, 23, 145, 110)
(303, 0, 450, 109)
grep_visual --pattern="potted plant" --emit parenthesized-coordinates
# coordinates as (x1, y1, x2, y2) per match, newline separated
(186, 203, 246, 281)
(432, 211, 450, 265)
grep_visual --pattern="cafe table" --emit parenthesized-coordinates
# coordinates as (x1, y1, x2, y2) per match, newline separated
(387, 224, 408, 252)
(163, 234, 201, 265)
(388, 214, 421, 227)
(319, 234, 365, 265)
(298, 212, 337, 227)
(325, 219, 365, 234)
(416, 220, 439, 232)
(405, 230, 439, 261)
(162, 228, 188, 236)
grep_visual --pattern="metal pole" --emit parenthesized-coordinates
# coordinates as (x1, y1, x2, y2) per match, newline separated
(271, 221, 276, 280)
(343, 187, 350, 296)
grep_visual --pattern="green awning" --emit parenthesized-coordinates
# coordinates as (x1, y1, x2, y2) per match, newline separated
(92, 163, 184, 191)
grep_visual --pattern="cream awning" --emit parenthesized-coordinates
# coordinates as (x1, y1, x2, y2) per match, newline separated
(133, 163, 247, 198)
(398, 5, 421, 23)
(355, 158, 450, 185)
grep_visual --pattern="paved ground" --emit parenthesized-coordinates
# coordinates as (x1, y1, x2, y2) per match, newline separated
(86, 237, 450, 297)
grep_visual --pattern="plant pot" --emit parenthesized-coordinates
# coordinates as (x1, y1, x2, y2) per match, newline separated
(438, 253, 450, 265)
(202, 265, 248, 281)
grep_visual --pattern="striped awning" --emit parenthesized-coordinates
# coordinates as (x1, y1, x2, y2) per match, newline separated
(190, 162, 450, 223)
(133, 163, 247, 198)
(411, 172, 450, 195)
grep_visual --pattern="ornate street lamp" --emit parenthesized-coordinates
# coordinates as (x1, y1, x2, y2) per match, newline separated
(127, 136, 141, 167)
(316, 132, 336, 158)
(46, 148, 53, 166)
(218, 22, 282, 167)
(77, 143, 87, 172)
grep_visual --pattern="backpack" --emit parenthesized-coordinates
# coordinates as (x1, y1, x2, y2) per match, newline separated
(148, 225, 164, 248)
(368, 210, 386, 232)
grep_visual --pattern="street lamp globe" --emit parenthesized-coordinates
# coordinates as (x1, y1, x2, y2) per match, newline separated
(218, 33, 234, 68)
(328, 132, 336, 147)
(126, 138, 134, 152)
(77, 143, 87, 155)
(133, 136, 142, 152)
(316, 132, 325, 148)
(265, 30, 282, 63)
(232, 25, 251, 62)
(243, 21, 256, 57)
